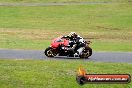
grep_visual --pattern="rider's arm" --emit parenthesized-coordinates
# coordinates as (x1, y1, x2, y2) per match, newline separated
(72, 44, 77, 49)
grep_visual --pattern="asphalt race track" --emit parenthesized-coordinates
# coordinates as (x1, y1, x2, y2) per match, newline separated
(0, 49, 132, 63)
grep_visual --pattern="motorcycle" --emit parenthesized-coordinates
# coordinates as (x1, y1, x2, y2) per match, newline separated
(44, 36, 92, 58)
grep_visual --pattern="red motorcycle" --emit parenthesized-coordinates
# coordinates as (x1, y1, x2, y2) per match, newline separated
(44, 36, 92, 58)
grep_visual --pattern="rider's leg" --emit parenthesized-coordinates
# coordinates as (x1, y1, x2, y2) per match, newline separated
(77, 47, 84, 55)
(74, 47, 84, 57)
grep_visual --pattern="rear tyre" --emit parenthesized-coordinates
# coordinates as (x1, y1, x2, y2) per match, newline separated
(44, 47, 56, 57)
(79, 46, 92, 58)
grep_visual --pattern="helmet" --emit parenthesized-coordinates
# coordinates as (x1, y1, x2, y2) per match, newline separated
(68, 32, 77, 38)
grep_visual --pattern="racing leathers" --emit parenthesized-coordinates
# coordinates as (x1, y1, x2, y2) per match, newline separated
(62, 35, 85, 57)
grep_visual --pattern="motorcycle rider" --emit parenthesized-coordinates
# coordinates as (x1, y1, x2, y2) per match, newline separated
(62, 32, 85, 57)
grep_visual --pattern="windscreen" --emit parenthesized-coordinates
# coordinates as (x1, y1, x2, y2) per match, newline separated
(54, 38, 63, 42)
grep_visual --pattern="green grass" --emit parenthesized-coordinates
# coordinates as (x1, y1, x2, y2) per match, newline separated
(92, 40, 132, 52)
(0, 0, 130, 3)
(0, 59, 132, 88)
(1, 38, 132, 52)
(0, 2, 131, 88)
(0, 4, 132, 30)
(0, 3, 132, 51)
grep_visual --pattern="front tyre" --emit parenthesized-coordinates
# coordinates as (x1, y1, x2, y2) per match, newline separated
(44, 47, 56, 57)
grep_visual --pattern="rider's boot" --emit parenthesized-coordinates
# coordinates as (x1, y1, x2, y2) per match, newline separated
(74, 52, 79, 57)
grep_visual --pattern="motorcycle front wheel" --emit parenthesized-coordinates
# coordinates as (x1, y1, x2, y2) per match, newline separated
(44, 47, 57, 57)
(79, 46, 92, 58)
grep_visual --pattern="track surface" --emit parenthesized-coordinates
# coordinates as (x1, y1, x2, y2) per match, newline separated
(0, 49, 132, 63)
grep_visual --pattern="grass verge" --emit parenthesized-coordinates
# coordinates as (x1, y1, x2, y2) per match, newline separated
(0, 0, 130, 3)
(0, 3, 132, 51)
(0, 59, 132, 88)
